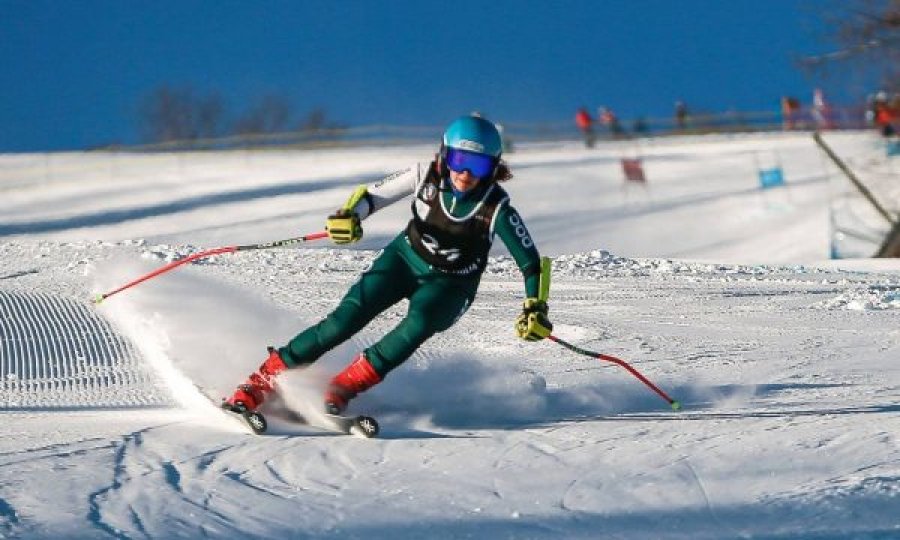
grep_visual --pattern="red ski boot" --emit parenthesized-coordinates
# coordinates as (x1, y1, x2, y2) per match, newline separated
(225, 347, 288, 412)
(324, 353, 382, 414)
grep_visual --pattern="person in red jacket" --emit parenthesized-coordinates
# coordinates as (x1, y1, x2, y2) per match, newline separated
(781, 96, 801, 130)
(874, 92, 897, 137)
(575, 107, 595, 148)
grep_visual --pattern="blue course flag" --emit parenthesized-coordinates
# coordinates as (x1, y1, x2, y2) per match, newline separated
(758, 167, 785, 189)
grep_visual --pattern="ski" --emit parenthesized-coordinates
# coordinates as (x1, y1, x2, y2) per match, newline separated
(220, 400, 380, 438)
(270, 408, 381, 438)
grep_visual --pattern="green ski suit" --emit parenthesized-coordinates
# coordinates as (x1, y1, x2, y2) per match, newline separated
(278, 161, 541, 378)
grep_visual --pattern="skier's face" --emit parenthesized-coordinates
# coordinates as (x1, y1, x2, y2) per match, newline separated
(449, 169, 480, 192)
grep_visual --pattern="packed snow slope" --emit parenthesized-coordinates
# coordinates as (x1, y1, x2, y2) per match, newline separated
(1, 131, 899, 539)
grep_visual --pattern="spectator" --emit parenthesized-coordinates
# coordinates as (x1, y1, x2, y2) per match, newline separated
(575, 107, 595, 148)
(598, 106, 625, 138)
(632, 117, 649, 136)
(865, 94, 877, 127)
(674, 101, 689, 130)
(496, 122, 514, 153)
(781, 96, 801, 130)
(811, 89, 834, 130)
(874, 92, 897, 138)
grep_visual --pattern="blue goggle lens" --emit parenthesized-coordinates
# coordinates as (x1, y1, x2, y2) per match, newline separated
(445, 147, 496, 178)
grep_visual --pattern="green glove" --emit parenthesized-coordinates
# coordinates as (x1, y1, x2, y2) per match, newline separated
(515, 298, 553, 341)
(326, 210, 363, 244)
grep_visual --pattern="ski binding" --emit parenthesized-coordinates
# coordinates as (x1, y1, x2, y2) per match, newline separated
(220, 400, 268, 434)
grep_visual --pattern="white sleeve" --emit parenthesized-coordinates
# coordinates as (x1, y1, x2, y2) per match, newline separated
(355, 163, 423, 220)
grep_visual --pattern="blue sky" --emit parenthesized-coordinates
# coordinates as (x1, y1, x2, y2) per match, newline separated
(1, 0, 848, 152)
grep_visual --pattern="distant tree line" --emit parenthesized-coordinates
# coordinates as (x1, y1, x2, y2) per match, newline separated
(138, 85, 339, 144)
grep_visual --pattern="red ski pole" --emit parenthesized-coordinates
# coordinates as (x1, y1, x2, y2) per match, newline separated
(548, 335, 681, 410)
(94, 231, 328, 304)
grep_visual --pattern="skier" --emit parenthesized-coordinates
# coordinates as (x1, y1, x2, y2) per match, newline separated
(225, 115, 553, 416)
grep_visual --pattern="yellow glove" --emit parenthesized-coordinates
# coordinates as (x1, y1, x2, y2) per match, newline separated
(515, 298, 553, 341)
(326, 210, 363, 244)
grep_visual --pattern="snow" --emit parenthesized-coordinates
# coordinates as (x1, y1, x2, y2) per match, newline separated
(1, 131, 899, 538)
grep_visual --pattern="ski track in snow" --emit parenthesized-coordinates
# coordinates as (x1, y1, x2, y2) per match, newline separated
(1, 134, 899, 538)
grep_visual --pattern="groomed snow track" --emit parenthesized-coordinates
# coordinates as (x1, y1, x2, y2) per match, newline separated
(0, 289, 166, 409)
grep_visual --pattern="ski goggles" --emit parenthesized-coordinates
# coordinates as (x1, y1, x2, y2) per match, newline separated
(445, 147, 497, 178)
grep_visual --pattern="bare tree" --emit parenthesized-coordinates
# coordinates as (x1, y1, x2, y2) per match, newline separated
(298, 107, 347, 142)
(233, 94, 293, 135)
(195, 94, 225, 140)
(138, 86, 343, 147)
(803, 1, 900, 91)
(138, 86, 225, 143)
(300, 107, 328, 132)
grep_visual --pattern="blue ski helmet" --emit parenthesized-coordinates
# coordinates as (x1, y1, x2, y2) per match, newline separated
(442, 115, 503, 158)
